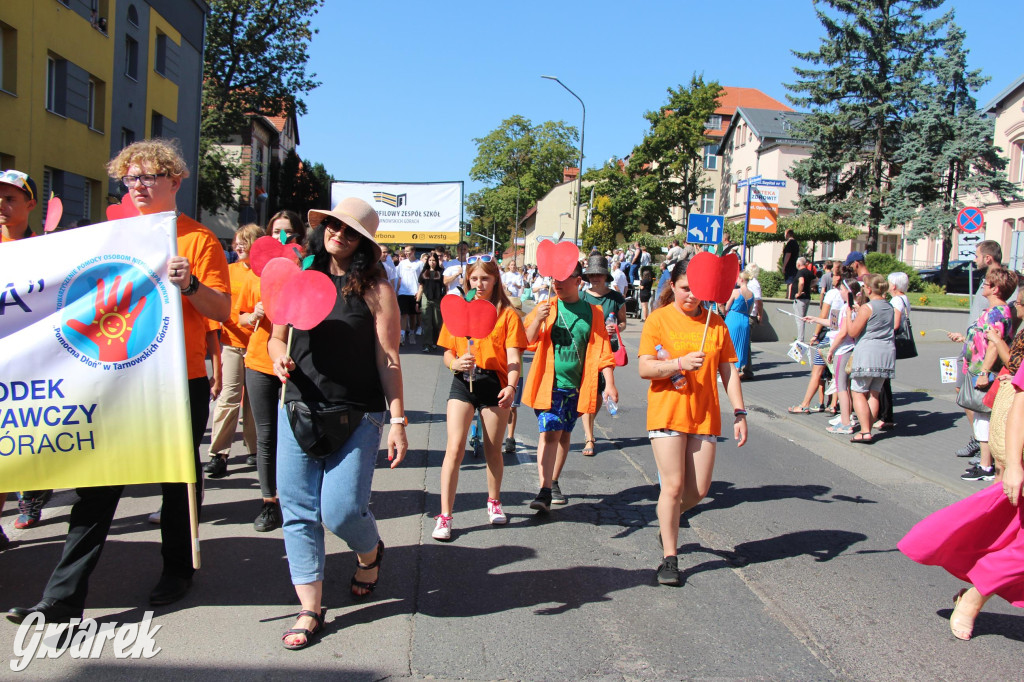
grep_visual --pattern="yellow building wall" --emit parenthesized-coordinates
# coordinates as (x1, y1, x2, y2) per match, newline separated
(0, 2, 113, 220)
(146, 7, 180, 134)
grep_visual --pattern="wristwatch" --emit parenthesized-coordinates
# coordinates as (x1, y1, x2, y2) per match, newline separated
(182, 274, 199, 296)
(390, 416, 408, 426)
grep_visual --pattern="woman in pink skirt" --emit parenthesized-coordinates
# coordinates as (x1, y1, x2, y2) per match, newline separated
(898, 364, 1024, 640)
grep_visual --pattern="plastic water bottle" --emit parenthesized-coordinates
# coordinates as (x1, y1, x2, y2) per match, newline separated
(605, 397, 619, 417)
(656, 344, 687, 390)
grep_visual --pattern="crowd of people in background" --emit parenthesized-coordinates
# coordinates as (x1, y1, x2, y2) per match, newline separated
(3, 164, 1021, 648)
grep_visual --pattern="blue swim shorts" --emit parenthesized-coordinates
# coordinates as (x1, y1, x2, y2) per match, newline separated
(535, 387, 580, 433)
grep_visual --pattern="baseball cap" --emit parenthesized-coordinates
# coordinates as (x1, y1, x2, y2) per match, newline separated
(843, 251, 865, 266)
(0, 170, 38, 202)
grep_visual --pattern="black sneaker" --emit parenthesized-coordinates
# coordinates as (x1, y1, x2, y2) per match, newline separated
(246, 454, 257, 466)
(550, 480, 567, 505)
(657, 555, 681, 586)
(955, 437, 981, 458)
(961, 464, 995, 481)
(502, 437, 516, 454)
(204, 456, 228, 478)
(530, 488, 552, 513)
(254, 501, 282, 532)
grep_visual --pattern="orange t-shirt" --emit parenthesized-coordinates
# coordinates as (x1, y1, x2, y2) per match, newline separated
(236, 270, 274, 375)
(437, 305, 527, 388)
(177, 215, 230, 380)
(221, 261, 255, 349)
(638, 304, 737, 435)
(0, 228, 34, 243)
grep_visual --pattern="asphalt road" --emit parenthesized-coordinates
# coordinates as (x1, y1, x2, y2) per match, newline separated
(1, 326, 1022, 680)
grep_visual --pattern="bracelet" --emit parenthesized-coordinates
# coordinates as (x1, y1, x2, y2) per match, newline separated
(734, 409, 747, 416)
(676, 357, 683, 372)
(182, 274, 199, 296)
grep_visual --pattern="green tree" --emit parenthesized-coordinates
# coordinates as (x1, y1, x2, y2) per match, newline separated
(628, 75, 723, 235)
(786, 0, 947, 251)
(270, 149, 334, 218)
(582, 159, 644, 237)
(467, 115, 579, 251)
(198, 0, 323, 215)
(585, 195, 616, 253)
(725, 212, 859, 263)
(885, 22, 1022, 283)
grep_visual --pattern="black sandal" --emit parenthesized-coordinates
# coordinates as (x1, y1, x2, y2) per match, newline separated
(350, 538, 384, 598)
(282, 608, 326, 650)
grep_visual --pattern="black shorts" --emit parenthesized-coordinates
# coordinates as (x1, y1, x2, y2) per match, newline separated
(448, 369, 503, 409)
(398, 294, 418, 316)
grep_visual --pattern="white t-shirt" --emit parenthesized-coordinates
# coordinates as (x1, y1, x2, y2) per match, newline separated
(611, 268, 628, 295)
(640, 250, 652, 266)
(747, 278, 762, 300)
(381, 258, 398, 289)
(396, 258, 423, 296)
(502, 271, 524, 297)
(824, 289, 855, 354)
(532, 276, 552, 301)
(443, 259, 468, 294)
(665, 245, 684, 265)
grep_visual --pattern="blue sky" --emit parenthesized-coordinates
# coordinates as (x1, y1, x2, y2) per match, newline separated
(297, 0, 1023, 207)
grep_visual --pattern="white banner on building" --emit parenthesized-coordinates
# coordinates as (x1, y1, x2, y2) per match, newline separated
(331, 181, 463, 245)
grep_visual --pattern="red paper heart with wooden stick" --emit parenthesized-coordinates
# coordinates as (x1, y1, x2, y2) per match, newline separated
(250, 235, 304, 276)
(440, 295, 499, 339)
(687, 252, 740, 304)
(261, 257, 337, 330)
(537, 240, 580, 281)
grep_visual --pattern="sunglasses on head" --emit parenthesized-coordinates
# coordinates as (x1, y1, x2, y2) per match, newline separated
(467, 255, 493, 264)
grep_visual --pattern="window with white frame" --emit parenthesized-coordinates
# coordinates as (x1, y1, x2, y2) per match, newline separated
(706, 114, 721, 130)
(879, 233, 898, 255)
(1011, 139, 1024, 184)
(821, 242, 835, 259)
(703, 144, 718, 170)
(701, 190, 716, 214)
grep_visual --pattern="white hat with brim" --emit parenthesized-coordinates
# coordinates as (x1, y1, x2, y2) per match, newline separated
(308, 197, 382, 261)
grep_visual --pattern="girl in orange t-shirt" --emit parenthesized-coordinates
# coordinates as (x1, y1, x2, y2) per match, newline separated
(638, 260, 749, 586)
(433, 257, 527, 541)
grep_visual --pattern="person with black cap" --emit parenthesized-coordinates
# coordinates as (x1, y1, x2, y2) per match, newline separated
(579, 254, 627, 457)
(0, 170, 53, 546)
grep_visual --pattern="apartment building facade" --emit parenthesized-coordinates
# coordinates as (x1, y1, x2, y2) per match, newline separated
(0, 0, 207, 230)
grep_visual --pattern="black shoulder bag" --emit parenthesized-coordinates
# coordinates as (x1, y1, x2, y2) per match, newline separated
(286, 401, 365, 459)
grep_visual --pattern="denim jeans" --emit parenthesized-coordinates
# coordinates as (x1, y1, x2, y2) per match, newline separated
(276, 407, 386, 585)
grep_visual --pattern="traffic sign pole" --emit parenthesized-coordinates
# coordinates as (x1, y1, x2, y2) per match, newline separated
(741, 183, 753, 269)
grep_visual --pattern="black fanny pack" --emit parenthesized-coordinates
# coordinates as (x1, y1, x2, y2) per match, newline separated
(286, 401, 365, 459)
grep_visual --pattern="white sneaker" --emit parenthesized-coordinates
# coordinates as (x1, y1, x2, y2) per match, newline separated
(829, 414, 857, 427)
(400, 330, 406, 346)
(487, 499, 507, 525)
(431, 514, 453, 541)
(416, 327, 423, 336)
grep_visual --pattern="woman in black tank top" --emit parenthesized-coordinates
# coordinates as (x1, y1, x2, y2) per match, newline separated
(268, 198, 407, 650)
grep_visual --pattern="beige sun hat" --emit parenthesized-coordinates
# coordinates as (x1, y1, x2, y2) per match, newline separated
(308, 197, 382, 260)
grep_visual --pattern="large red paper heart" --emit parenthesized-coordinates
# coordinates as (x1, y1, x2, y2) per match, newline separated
(250, 235, 304, 276)
(688, 251, 740, 304)
(105, 199, 140, 221)
(537, 240, 580, 281)
(261, 257, 337, 330)
(44, 196, 63, 232)
(440, 295, 499, 339)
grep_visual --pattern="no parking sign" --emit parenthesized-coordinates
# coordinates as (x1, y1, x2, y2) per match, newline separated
(956, 207, 984, 233)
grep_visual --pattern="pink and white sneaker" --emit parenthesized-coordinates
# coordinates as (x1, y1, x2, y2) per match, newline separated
(487, 499, 507, 525)
(431, 514, 453, 541)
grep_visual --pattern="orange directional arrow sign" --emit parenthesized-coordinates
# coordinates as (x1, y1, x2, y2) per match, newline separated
(748, 186, 779, 234)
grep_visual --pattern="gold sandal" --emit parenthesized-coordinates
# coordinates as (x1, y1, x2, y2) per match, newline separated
(950, 588, 974, 641)
(582, 439, 596, 457)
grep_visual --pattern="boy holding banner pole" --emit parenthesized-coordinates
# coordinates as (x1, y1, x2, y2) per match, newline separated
(6, 141, 231, 624)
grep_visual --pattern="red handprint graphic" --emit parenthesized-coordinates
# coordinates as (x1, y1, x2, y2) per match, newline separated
(66, 275, 148, 362)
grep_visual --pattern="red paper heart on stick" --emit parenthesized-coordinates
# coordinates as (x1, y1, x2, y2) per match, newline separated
(105, 199, 140, 221)
(261, 257, 337, 330)
(440, 295, 499, 339)
(537, 240, 580, 281)
(44, 196, 63, 233)
(250, 236, 304, 276)
(687, 252, 740, 304)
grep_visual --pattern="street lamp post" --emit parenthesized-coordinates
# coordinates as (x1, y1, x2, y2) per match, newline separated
(542, 75, 585, 246)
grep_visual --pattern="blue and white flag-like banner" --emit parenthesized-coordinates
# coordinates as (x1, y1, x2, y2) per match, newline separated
(0, 212, 194, 491)
(331, 180, 463, 245)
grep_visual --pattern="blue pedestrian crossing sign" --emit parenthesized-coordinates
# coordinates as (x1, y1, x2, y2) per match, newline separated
(687, 214, 725, 245)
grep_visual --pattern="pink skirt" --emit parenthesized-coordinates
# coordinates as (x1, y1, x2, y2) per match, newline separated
(898, 483, 1024, 607)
